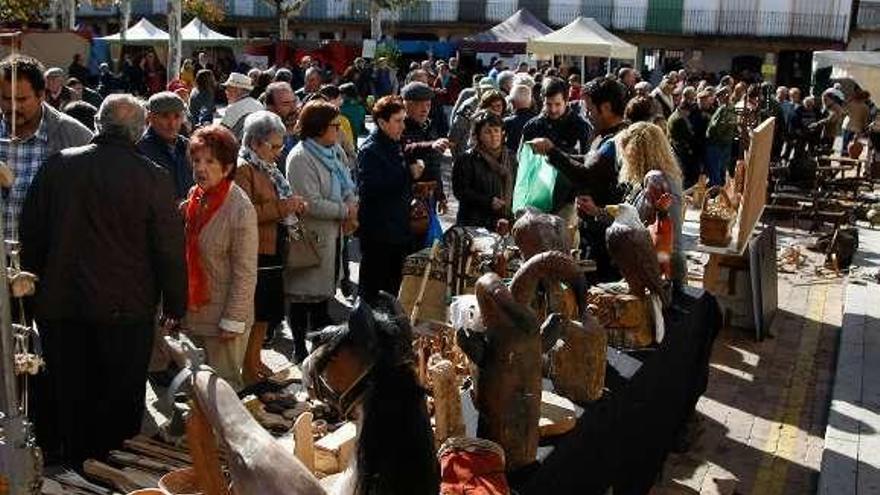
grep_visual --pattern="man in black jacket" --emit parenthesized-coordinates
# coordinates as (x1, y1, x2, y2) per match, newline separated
(400, 81, 449, 248)
(529, 76, 629, 282)
(521, 77, 591, 214)
(20, 94, 187, 466)
(137, 92, 193, 200)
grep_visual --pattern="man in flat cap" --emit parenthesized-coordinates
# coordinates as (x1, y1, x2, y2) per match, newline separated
(400, 81, 449, 240)
(44, 67, 74, 110)
(138, 91, 193, 200)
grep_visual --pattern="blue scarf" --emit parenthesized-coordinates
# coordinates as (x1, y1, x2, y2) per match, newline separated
(238, 145, 293, 199)
(302, 138, 354, 202)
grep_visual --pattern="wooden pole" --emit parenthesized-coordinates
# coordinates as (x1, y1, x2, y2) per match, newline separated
(410, 239, 441, 325)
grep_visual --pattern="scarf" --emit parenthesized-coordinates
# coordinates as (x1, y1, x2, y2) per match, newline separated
(184, 178, 233, 311)
(239, 146, 293, 199)
(302, 138, 354, 202)
(476, 145, 512, 213)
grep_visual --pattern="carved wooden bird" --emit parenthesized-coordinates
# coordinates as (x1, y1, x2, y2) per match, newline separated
(605, 203, 670, 307)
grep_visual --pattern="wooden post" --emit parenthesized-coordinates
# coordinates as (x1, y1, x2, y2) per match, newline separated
(293, 412, 315, 472)
(186, 401, 230, 495)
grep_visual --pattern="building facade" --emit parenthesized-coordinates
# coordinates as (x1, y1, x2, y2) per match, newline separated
(78, 0, 854, 86)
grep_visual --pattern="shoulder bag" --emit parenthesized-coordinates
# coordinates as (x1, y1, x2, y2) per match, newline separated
(285, 217, 321, 270)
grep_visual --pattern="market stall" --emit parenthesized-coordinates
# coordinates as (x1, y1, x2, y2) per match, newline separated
(812, 50, 880, 102)
(461, 8, 554, 55)
(526, 16, 638, 79)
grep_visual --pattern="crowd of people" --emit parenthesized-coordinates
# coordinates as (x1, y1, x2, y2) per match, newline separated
(2, 47, 878, 472)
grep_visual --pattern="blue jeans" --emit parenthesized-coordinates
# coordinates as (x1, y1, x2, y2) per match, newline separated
(705, 143, 732, 187)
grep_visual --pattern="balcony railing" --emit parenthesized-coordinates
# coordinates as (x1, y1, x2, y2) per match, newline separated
(109, 0, 851, 42)
(857, 2, 880, 30)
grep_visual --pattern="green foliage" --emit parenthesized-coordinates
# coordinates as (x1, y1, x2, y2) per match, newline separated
(0, 0, 50, 24)
(183, 0, 225, 23)
(374, 42, 402, 67)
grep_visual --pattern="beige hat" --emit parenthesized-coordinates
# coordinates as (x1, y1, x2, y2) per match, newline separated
(221, 72, 253, 91)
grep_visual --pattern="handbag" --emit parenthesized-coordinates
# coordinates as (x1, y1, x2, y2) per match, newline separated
(285, 218, 321, 270)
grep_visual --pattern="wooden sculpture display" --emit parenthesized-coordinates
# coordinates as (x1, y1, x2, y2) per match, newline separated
(458, 251, 596, 470)
(605, 204, 670, 307)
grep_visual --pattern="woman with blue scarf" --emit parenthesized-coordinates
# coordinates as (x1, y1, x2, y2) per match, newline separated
(285, 101, 358, 363)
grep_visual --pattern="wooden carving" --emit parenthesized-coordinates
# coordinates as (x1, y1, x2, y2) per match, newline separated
(546, 314, 607, 404)
(162, 335, 325, 495)
(458, 251, 587, 471)
(429, 357, 465, 448)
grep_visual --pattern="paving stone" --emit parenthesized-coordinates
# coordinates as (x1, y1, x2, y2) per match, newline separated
(818, 438, 858, 495)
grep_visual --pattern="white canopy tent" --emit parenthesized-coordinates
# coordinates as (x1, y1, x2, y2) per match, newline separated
(180, 18, 238, 45)
(812, 51, 880, 100)
(527, 17, 637, 79)
(99, 17, 169, 45)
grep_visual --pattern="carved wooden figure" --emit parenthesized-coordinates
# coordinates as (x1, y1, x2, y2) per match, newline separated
(458, 251, 588, 471)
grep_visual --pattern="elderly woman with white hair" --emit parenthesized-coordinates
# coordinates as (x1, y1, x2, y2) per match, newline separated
(236, 110, 308, 383)
(504, 84, 537, 151)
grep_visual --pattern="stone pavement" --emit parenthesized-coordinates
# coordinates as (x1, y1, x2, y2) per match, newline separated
(818, 227, 880, 495)
(654, 222, 854, 495)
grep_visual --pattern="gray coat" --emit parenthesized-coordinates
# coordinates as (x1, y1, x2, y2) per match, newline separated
(284, 142, 356, 300)
(43, 102, 94, 155)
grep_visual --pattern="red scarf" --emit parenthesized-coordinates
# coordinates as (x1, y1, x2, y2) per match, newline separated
(184, 178, 233, 311)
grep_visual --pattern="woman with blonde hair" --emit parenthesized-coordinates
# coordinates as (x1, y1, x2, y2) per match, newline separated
(616, 121, 686, 287)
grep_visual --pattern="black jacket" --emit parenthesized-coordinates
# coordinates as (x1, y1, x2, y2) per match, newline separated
(401, 117, 446, 201)
(357, 129, 412, 245)
(504, 108, 538, 152)
(452, 148, 515, 230)
(137, 127, 193, 200)
(521, 109, 591, 211)
(20, 134, 187, 324)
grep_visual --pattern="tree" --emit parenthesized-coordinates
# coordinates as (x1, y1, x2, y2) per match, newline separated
(183, 0, 224, 24)
(369, 0, 418, 40)
(0, 0, 50, 25)
(263, 0, 417, 42)
(266, 0, 307, 41)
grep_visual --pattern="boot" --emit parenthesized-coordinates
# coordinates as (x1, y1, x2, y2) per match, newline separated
(289, 303, 309, 364)
(243, 321, 272, 386)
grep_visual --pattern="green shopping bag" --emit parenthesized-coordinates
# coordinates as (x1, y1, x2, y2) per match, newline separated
(513, 143, 558, 213)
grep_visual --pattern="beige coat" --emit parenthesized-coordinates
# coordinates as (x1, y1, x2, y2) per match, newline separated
(182, 184, 259, 336)
(284, 142, 356, 299)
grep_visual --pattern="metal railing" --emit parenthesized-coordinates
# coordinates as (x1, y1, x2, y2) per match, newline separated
(856, 2, 880, 30)
(115, 0, 850, 41)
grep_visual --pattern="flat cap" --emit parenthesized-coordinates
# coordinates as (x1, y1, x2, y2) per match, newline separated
(44, 67, 65, 78)
(401, 81, 434, 101)
(147, 91, 185, 114)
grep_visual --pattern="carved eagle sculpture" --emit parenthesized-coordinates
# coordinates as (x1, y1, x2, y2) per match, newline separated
(605, 203, 670, 308)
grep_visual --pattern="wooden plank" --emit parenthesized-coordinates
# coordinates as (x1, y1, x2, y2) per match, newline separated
(737, 117, 774, 250)
(314, 422, 357, 475)
(818, 155, 869, 164)
(538, 391, 578, 437)
(122, 439, 191, 467)
(82, 459, 144, 493)
(186, 401, 231, 495)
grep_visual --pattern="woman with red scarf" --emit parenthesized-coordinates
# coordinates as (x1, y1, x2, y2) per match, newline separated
(181, 125, 258, 390)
